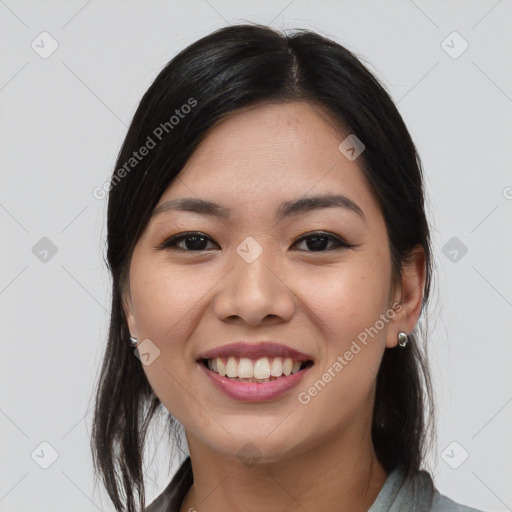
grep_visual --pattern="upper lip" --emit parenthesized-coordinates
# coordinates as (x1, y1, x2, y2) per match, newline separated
(197, 341, 313, 362)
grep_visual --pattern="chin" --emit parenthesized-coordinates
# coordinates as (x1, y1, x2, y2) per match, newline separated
(189, 425, 315, 466)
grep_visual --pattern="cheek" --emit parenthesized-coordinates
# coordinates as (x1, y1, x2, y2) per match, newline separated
(295, 264, 390, 429)
(304, 254, 391, 341)
(300, 250, 391, 410)
(130, 260, 207, 343)
(129, 262, 210, 421)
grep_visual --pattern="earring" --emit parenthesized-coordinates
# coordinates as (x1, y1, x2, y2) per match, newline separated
(130, 336, 138, 347)
(397, 331, 408, 348)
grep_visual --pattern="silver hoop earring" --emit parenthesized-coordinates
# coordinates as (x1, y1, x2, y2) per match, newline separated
(130, 336, 138, 347)
(397, 331, 408, 348)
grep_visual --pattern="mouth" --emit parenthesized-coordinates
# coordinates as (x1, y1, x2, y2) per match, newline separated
(199, 356, 314, 383)
(198, 357, 314, 402)
(196, 341, 315, 401)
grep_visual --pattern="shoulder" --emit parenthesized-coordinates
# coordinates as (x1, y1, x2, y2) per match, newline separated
(370, 467, 486, 512)
(404, 470, 486, 512)
(432, 488, 485, 512)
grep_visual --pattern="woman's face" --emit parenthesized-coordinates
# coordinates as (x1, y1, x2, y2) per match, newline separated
(124, 101, 412, 462)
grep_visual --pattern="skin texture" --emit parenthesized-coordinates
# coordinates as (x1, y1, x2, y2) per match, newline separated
(124, 101, 426, 512)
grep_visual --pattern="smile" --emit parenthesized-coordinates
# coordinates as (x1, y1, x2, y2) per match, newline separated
(201, 356, 314, 382)
(198, 358, 314, 402)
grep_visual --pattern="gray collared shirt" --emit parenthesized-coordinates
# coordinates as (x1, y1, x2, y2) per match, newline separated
(368, 466, 483, 511)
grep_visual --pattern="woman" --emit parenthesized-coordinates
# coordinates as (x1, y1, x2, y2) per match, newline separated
(91, 23, 483, 512)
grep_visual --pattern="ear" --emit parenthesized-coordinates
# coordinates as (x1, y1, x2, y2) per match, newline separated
(122, 287, 139, 340)
(386, 244, 426, 348)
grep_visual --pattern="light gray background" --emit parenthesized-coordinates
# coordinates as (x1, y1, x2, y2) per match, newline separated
(1, 1, 511, 511)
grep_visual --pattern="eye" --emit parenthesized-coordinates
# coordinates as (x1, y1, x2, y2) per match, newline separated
(156, 231, 354, 253)
(155, 232, 218, 251)
(292, 232, 354, 252)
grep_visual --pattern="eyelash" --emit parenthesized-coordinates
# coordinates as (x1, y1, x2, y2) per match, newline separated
(155, 231, 355, 253)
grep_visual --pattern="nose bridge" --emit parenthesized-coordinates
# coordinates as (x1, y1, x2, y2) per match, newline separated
(232, 235, 282, 300)
(213, 235, 295, 325)
(235, 243, 275, 291)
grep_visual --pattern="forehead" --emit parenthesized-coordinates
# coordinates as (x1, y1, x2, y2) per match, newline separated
(156, 101, 380, 223)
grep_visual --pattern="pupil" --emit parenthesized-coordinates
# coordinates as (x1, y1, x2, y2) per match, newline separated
(307, 236, 327, 251)
(186, 235, 207, 250)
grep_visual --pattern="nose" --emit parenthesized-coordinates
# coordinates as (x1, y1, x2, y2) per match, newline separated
(212, 248, 296, 327)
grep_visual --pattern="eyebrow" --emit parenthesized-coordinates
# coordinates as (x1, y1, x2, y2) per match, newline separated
(151, 193, 366, 223)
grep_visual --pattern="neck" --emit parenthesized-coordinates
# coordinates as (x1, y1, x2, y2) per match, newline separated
(180, 424, 388, 512)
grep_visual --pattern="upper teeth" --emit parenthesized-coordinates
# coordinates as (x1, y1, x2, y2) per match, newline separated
(207, 356, 303, 379)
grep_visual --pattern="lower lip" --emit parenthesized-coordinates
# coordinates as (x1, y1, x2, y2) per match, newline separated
(199, 362, 312, 402)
